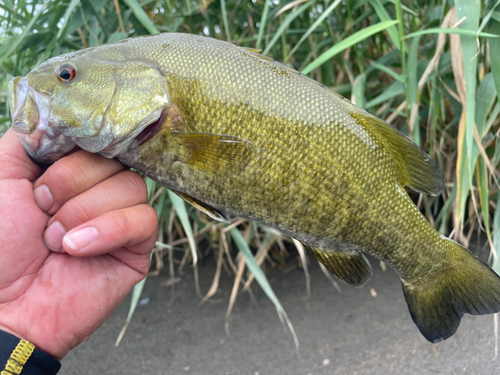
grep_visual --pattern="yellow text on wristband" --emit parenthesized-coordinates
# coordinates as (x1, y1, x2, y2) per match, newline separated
(1, 340, 35, 375)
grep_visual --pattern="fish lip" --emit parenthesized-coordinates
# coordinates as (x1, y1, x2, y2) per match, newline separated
(10, 76, 52, 135)
(17, 130, 77, 164)
(10, 76, 76, 163)
(9, 77, 25, 120)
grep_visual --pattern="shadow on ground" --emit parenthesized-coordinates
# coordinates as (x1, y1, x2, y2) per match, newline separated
(62, 247, 499, 375)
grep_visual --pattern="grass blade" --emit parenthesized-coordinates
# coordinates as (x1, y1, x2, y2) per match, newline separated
(352, 73, 366, 108)
(365, 81, 405, 109)
(56, 0, 80, 40)
(302, 20, 399, 75)
(478, 0, 500, 35)
(115, 277, 148, 346)
(122, 0, 159, 35)
(168, 190, 198, 266)
(292, 238, 310, 297)
(369, 0, 400, 49)
(370, 61, 404, 82)
(493, 192, 500, 275)
(256, 0, 271, 49)
(475, 73, 497, 136)
(476, 159, 493, 246)
(286, 0, 343, 61)
(403, 28, 498, 39)
(455, 0, 480, 229)
(108, 32, 128, 43)
(385, 0, 418, 16)
(488, 19, 500, 97)
(0, 0, 49, 66)
(406, 34, 420, 143)
(230, 228, 299, 349)
(220, 0, 231, 42)
(262, 0, 314, 56)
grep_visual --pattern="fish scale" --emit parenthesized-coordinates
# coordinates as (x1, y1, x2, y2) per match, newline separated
(9, 33, 500, 344)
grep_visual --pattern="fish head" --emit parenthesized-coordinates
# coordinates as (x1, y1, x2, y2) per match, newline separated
(9, 47, 170, 163)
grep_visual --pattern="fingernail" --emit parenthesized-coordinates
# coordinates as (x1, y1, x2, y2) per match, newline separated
(43, 221, 66, 252)
(64, 227, 98, 251)
(34, 185, 53, 212)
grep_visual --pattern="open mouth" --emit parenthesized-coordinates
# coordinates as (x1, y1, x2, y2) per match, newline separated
(10, 77, 50, 134)
(10, 76, 78, 164)
(136, 106, 170, 145)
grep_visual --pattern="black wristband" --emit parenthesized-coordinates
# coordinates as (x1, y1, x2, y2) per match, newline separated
(0, 330, 61, 375)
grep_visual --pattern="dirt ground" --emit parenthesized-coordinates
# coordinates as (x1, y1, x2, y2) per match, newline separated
(61, 247, 500, 375)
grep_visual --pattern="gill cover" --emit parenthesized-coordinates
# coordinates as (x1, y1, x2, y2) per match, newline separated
(86, 61, 171, 157)
(9, 53, 170, 162)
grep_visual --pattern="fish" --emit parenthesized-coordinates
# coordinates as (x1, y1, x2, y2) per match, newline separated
(9, 33, 500, 343)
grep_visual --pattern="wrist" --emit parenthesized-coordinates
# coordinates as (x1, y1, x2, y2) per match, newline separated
(0, 330, 61, 374)
(0, 324, 65, 361)
(0, 324, 27, 341)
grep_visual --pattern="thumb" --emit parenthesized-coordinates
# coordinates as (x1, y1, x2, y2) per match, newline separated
(0, 129, 41, 181)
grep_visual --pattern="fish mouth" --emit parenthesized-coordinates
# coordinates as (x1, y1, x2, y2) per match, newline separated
(9, 75, 170, 163)
(135, 107, 170, 145)
(9, 76, 77, 164)
(97, 106, 169, 158)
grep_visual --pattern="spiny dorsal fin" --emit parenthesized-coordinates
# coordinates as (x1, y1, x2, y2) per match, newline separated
(242, 46, 262, 53)
(240, 46, 274, 61)
(351, 112, 444, 196)
(172, 131, 253, 175)
(173, 191, 230, 223)
(305, 244, 372, 287)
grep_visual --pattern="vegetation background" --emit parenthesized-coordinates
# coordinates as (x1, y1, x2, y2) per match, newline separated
(1, 0, 499, 345)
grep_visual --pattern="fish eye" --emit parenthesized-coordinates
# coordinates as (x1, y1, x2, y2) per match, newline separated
(57, 63, 77, 82)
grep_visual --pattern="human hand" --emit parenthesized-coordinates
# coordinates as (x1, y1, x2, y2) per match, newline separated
(0, 129, 158, 359)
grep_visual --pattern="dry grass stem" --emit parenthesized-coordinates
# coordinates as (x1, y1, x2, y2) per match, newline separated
(292, 238, 311, 298)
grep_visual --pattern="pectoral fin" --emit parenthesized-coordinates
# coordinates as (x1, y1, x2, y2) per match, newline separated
(173, 191, 231, 223)
(172, 131, 253, 174)
(306, 245, 372, 286)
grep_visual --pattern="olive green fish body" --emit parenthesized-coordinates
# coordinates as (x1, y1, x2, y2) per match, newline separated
(116, 34, 438, 280)
(10, 33, 500, 344)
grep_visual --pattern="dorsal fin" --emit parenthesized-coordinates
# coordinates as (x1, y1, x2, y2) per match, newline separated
(350, 112, 444, 196)
(240, 46, 274, 61)
(242, 46, 263, 53)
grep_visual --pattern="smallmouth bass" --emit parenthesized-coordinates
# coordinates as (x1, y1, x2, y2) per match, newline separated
(9, 33, 500, 343)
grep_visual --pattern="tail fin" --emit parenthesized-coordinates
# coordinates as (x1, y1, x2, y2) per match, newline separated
(402, 240, 500, 343)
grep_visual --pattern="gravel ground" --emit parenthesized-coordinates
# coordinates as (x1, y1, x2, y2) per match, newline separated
(61, 248, 499, 375)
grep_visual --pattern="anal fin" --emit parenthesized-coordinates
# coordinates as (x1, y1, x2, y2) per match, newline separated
(305, 245, 372, 286)
(173, 191, 231, 223)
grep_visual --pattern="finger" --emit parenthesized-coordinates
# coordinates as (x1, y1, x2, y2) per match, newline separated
(62, 205, 158, 273)
(43, 171, 148, 251)
(0, 129, 41, 181)
(34, 150, 124, 214)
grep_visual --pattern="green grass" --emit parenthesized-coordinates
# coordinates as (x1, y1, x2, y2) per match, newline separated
(1, 0, 500, 346)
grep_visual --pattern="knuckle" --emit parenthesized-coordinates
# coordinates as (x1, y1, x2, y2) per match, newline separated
(111, 209, 132, 236)
(141, 204, 159, 232)
(118, 171, 148, 202)
(134, 205, 159, 248)
(62, 195, 95, 224)
(115, 205, 158, 244)
(48, 158, 87, 196)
